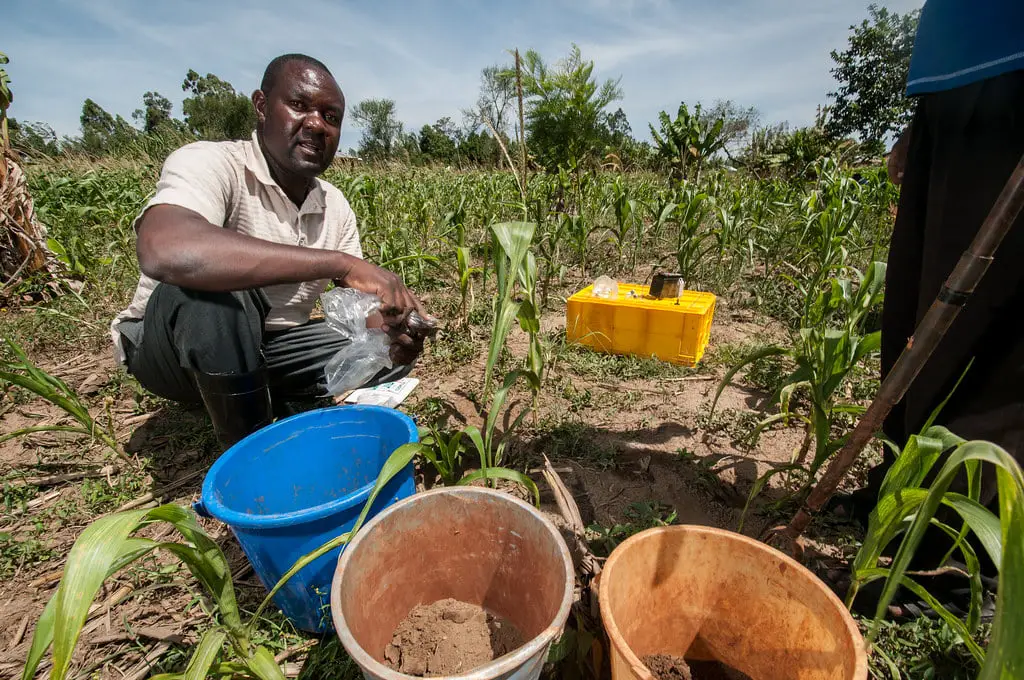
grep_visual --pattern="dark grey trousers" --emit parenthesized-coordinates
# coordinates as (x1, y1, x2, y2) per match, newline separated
(119, 284, 409, 405)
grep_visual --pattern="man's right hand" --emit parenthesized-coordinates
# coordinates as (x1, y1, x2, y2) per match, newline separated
(336, 258, 425, 321)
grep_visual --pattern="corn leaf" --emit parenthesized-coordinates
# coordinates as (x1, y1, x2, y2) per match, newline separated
(860, 568, 985, 662)
(979, 464, 1024, 680)
(184, 628, 227, 680)
(48, 508, 153, 679)
(710, 345, 787, 418)
(484, 221, 535, 394)
(245, 645, 287, 680)
(459, 467, 540, 506)
(868, 441, 1024, 679)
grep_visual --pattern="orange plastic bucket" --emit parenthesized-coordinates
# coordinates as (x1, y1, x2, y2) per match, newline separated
(599, 526, 867, 680)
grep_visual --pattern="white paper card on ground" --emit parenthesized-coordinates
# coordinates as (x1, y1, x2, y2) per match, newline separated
(343, 377, 420, 408)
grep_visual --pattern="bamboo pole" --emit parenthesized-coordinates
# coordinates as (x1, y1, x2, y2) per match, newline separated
(777, 149, 1024, 551)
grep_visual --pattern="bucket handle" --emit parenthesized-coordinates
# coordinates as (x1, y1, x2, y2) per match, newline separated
(192, 499, 212, 519)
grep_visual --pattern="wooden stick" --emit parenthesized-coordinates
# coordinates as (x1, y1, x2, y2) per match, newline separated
(6, 614, 29, 650)
(778, 149, 1024, 551)
(9, 465, 116, 488)
(121, 642, 171, 680)
(275, 639, 318, 664)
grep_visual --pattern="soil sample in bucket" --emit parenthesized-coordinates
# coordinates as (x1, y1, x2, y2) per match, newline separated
(384, 598, 524, 676)
(642, 654, 753, 680)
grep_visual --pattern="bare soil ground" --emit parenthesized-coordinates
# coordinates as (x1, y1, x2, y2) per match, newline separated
(0, 293, 862, 678)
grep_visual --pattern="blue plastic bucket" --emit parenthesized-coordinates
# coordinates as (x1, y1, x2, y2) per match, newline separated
(196, 405, 418, 633)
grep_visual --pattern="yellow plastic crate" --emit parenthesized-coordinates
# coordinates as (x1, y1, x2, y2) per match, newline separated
(565, 283, 716, 367)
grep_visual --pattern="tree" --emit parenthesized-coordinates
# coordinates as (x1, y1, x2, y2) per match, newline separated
(132, 91, 173, 133)
(350, 98, 403, 161)
(419, 117, 459, 165)
(466, 65, 515, 136)
(79, 99, 136, 154)
(650, 102, 727, 182)
(181, 70, 255, 141)
(518, 44, 623, 171)
(9, 119, 60, 157)
(459, 130, 500, 166)
(826, 4, 920, 149)
(704, 99, 759, 155)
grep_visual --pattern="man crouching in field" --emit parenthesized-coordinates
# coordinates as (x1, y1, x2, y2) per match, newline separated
(109, 54, 428, 449)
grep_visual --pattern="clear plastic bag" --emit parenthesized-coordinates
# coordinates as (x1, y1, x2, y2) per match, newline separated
(592, 275, 619, 299)
(321, 288, 393, 395)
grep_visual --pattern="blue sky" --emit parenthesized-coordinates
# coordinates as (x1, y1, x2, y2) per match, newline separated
(8, 0, 924, 150)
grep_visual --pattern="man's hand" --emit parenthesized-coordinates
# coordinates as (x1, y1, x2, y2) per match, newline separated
(887, 126, 911, 186)
(343, 260, 430, 366)
(336, 258, 425, 320)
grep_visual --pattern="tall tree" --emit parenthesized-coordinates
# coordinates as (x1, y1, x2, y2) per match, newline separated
(704, 99, 759, 154)
(9, 119, 60, 156)
(518, 44, 623, 171)
(79, 99, 136, 154)
(350, 98, 403, 160)
(132, 91, 173, 133)
(468, 65, 515, 135)
(826, 4, 920, 148)
(419, 117, 459, 164)
(181, 70, 255, 141)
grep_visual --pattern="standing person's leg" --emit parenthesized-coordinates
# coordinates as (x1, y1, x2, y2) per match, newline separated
(263, 319, 413, 403)
(860, 71, 1024, 586)
(120, 284, 273, 448)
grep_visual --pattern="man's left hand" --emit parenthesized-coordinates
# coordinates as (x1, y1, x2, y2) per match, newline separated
(366, 310, 427, 366)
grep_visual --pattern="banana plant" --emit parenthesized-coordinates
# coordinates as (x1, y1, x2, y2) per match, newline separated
(649, 102, 727, 183)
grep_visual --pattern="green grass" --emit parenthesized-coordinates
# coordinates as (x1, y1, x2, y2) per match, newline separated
(0, 530, 54, 579)
(297, 637, 362, 680)
(557, 344, 694, 381)
(531, 420, 618, 470)
(586, 500, 678, 557)
(80, 472, 148, 513)
(865, 616, 986, 680)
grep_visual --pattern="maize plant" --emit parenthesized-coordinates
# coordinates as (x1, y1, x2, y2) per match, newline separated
(712, 262, 886, 523)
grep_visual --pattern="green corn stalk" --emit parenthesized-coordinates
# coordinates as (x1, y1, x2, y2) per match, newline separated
(710, 262, 886, 524)
(605, 175, 637, 263)
(0, 339, 132, 466)
(483, 221, 535, 396)
(665, 183, 713, 287)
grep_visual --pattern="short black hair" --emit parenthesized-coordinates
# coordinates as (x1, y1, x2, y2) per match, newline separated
(260, 54, 333, 93)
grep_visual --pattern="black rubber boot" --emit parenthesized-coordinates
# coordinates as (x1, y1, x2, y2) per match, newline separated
(194, 365, 274, 450)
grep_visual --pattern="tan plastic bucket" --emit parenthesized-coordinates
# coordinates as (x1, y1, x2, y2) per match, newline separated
(599, 526, 867, 680)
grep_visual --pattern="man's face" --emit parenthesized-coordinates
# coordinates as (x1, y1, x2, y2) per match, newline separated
(255, 63, 344, 178)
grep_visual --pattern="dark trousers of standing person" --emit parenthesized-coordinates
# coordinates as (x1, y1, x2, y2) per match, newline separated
(116, 284, 411, 449)
(865, 70, 1024, 577)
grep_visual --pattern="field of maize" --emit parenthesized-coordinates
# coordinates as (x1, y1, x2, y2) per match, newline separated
(0, 155, 1020, 680)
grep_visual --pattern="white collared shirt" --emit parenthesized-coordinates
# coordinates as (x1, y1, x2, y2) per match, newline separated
(109, 132, 362, 364)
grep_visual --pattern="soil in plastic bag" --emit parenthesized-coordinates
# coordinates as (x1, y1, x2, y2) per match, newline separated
(384, 598, 524, 677)
(642, 654, 752, 680)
